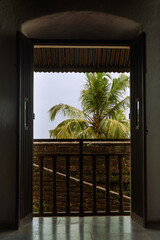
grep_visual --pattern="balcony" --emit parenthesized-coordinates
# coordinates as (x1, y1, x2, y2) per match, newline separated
(33, 139, 130, 216)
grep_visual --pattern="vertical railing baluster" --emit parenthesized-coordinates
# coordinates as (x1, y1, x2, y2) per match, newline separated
(39, 156, 44, 215)
(79, 140, 84, 215)
(52, 155, 57, 215)
(118, 155, 123, 214)
(66, 155, 70, 214)
(105, 155, 110, 214)
(92, 155, 97, 214)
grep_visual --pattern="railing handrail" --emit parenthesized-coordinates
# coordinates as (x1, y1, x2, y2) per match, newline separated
(34, 138, 130, 142)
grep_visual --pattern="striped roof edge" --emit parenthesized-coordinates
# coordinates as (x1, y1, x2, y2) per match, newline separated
(34, 47, 130, 73)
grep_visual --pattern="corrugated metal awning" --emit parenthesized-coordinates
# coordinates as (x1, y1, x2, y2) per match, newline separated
(34, 47, 130, 73)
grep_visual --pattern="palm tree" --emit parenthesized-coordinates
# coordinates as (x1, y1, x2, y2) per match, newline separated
(49, 72, 130, 139)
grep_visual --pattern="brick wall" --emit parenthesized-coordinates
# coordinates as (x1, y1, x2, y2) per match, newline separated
(33, 140, 130, 213)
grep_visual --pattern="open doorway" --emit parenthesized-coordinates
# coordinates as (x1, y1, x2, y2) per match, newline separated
(18, 32, 146, 227)
(33, 71, 130, 215)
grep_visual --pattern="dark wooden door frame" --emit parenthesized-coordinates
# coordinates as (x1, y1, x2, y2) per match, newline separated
(130, 33, 147, 227)
(32, 37, 147, 225)
(32, 38, 131, 46)
(16, 35, 147, 229)
(17, 32, 33, 229)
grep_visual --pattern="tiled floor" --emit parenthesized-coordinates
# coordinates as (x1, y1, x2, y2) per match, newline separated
(0, 216, 160, 240)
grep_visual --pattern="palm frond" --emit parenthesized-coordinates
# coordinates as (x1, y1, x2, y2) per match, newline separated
(76, 126, 96, 139)
(99, 118, 130, 139)
(49, 104, 86, 121)
(80, 72, 111, 114)
(108, 74, 129, 103)
(104, 96, 130, 119)
(49, 119, 89, 139)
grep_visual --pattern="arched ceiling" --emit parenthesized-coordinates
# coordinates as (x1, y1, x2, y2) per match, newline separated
(22, 11, 141, 40)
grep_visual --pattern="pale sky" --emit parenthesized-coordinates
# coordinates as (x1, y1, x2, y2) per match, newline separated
(34, 72, 130, 139)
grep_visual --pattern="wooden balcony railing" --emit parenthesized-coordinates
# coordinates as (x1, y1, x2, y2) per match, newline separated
(33, 139, 130, 216)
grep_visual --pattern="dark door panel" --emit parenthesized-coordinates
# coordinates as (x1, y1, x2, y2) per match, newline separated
(17, 32, 33, 227)
(130, 33, 147, 227)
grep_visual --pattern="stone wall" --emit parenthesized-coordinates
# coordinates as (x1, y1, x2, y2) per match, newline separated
(33, 140, 130, 213)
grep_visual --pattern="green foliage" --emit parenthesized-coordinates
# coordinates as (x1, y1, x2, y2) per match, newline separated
(49, 72, 130, 139)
